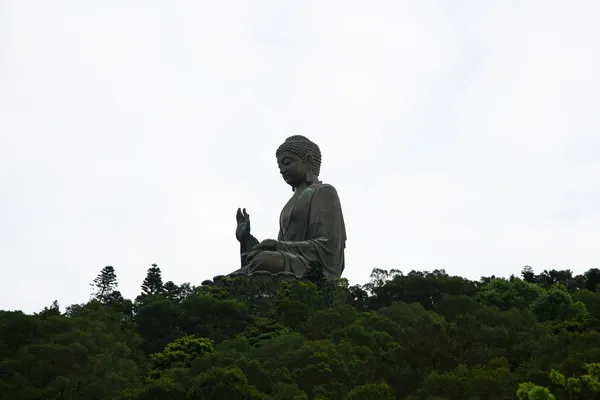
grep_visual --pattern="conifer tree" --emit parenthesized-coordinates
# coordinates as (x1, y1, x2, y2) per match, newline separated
(91, 266, 118, 303)
(305, 260, 326, 287)
(141, 263, 164, 295)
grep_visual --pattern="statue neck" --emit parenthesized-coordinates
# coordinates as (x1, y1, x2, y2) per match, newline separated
(292, 179, 321, 192)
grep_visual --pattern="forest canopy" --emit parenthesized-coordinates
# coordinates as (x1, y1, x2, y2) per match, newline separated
(2, 264, 600, 399)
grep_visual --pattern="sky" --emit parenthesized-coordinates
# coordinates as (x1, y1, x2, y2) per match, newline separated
(1, 0, 599, 313)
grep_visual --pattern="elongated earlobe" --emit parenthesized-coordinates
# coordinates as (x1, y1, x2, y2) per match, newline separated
(304, 155, 314, 183)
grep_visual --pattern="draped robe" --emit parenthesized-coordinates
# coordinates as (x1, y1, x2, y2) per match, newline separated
(241, 182, 347, 280)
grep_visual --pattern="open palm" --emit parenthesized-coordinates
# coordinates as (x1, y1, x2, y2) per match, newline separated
(235, 208, 251, 243)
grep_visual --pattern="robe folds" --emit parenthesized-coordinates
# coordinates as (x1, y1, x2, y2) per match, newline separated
(275, 182, 347, 280)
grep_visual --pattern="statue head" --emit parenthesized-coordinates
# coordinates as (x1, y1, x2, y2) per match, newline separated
(276, 135, 322, 189)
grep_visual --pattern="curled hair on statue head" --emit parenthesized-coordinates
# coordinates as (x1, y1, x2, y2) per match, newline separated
(276, 135, 322, 177)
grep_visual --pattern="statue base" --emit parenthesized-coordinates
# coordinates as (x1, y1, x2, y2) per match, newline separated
(201, 270, 297, 287)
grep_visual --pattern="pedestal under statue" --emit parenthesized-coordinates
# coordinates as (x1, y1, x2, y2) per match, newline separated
(202, 135, 347, 286)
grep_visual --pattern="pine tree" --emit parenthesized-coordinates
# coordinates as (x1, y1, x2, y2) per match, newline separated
(141, 263, 164, 295)
(91, 266, 118, 303)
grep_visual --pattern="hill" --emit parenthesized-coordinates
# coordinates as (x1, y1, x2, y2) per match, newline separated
(2, 265, 600, 399)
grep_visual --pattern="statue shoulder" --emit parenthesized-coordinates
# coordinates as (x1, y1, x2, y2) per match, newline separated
(313, 182, 340, 197)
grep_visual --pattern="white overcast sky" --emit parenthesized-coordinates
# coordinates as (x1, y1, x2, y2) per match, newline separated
(1, 0, 599, 313)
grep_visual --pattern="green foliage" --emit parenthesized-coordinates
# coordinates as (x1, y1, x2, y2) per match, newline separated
(517, 382, 556, 400)
(549, 363, 600, 396)
(3, 265, 600, 399)
(345, 383, 394, 400)
(134, 295, 185, 354)
(187, 366, 265, 399)
(305, 260, 327, 287)
(532, 284, 585, 323)
(0, 302, 143, 400)
(275, 280, 324, 331)
(91, 265, 119, 303)
(477, 277, 545, 310)
(149, 335, 214, 372)
(164, 281, 197, 303)
(271, 382, 309, 399)
(37, 300, 61, 317)
(141, 263, 164, 295)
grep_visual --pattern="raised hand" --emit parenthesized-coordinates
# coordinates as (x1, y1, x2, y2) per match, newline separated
(235, 207, 251, 243)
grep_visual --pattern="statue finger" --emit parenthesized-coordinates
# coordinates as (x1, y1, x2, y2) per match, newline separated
(249, 249, 262, 260)
(243, 208, 249, 219)
(236, 208, 242, 221)
(246, 259, 260, 273)
(243, 251, 255, 263)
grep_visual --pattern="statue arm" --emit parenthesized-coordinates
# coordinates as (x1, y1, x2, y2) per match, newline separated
(240, 235, 260, 266)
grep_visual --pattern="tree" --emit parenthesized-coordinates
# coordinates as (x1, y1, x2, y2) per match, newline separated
(271, 382, 308, 399)
(516, 363, 600, 399)
(516, 382, 555, 400)
(305, 261, 326, 287)
(346, 383, 395, 400)
(164, 281, 180, 302)
(187, 367, 265, 400)
(178, 282, 196, 300)
(149, 335, 214, 372)
(163, 281, 197, 303)
(0, 302, 143, 400)
(531, 284, 586, 323)
(91, 266, 118, 303)
(8, 262, 600, 400)
(522, 265, 535, 283)
(585, 268, 600, 292)
(36, 300, 60, 318)
(141, 264, 164, 295)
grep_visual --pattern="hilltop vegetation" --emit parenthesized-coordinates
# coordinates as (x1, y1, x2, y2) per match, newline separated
(2, 265, 600, 399)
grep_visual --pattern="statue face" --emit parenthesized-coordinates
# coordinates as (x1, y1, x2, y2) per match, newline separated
(277, 151, 308, 187)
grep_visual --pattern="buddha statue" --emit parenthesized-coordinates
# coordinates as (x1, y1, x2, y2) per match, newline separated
(202, 135, 347, 286)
